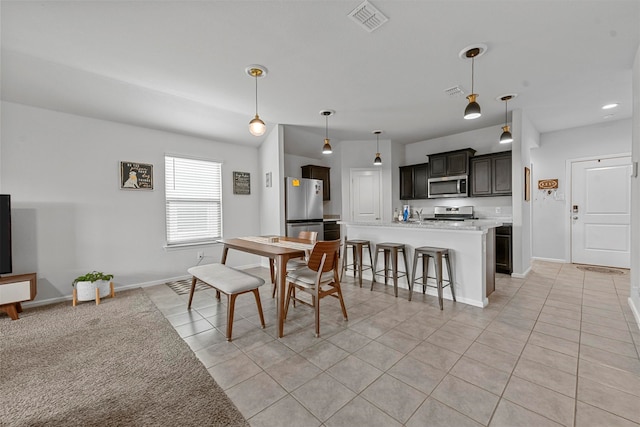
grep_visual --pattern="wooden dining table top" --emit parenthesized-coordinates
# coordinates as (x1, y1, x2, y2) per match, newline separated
(217, 236, 314, 257)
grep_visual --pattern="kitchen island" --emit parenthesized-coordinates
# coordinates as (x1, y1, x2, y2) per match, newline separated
(339, 220, 502, 308)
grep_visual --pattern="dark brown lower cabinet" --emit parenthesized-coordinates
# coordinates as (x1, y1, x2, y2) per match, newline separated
(324, 221, 340, 241)
(496, 225, 513, 274)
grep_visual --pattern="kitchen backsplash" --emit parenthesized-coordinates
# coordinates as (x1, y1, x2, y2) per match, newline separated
(398, 204, 513, 222)
(473, 205, 513, 220)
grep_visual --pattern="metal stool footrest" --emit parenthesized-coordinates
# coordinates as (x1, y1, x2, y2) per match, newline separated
(371, 242, 410, 298)
(410, 246, 456, 309)
(341, 239, 374, 288)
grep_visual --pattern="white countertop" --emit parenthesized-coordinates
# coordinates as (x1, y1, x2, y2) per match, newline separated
(339, 219, 503, 231)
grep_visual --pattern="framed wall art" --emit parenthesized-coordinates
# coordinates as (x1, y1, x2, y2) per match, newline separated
(233, 171, 250, 195)
(524, 166, 531, 201)
(120, 161, 153, 190)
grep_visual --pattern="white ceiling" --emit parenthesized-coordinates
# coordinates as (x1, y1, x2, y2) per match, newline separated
(1, 1, 639, 159)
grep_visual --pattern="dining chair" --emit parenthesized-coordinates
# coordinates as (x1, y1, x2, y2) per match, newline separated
(283, 239, 347, 337)
(270, 230, 318, 298)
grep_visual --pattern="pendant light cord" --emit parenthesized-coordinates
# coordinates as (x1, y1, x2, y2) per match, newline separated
(471, 56, 475, 94)
(254, 75, 259, 116)
(325, 115, 328, 139)
(504, 98, 508, 124)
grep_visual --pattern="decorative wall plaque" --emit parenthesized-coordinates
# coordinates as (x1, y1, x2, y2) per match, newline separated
(538, 179, 558, 190)
(233, 171, 250, 195)
(120, 161, 153, 190)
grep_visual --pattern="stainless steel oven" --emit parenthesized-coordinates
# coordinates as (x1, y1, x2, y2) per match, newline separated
(427, 175, 468, 198)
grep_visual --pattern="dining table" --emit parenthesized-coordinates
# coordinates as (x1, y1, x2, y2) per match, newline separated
(218, 236, 315, 338)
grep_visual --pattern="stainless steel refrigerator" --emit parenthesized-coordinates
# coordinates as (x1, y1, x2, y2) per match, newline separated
(285, 177, 324, 239)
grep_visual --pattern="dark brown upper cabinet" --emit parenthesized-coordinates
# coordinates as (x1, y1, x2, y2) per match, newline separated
(428, 148, 476, 178)
(399, 163, 428, 200)
(399, 165, 414, 200)
(470, 151, 512, 197)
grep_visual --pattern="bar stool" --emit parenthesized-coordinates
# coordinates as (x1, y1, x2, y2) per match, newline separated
(342, 238, 374, 287)
(410, 246, 456, 310)
(371, 243, 410, 297)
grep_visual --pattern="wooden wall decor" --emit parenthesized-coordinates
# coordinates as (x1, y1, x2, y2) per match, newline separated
(538, 179, 559, 190)
(524, 167, 531, 201)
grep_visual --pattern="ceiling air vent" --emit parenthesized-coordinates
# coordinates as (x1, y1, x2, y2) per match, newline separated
(445, 86, 466, 97)
(348, 1, 389, 33)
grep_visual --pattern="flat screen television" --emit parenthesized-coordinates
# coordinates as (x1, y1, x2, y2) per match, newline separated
(0, 194, 12, 275)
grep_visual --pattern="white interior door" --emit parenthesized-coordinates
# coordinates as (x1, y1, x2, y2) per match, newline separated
(350, 169, 381, 222)
(571, 156, 631, 268)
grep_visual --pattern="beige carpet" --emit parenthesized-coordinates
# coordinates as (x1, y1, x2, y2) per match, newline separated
(0, 288, 248, 427)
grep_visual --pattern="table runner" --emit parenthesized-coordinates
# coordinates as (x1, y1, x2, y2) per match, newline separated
(238, 236, 314, 252)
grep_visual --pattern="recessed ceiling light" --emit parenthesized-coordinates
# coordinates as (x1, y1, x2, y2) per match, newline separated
(602, 103, 619, 110)
(495, 93, 518, 102)
(458, 43, 488, 60)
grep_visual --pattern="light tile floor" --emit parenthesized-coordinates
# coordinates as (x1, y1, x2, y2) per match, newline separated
(144, 261, 640, 427)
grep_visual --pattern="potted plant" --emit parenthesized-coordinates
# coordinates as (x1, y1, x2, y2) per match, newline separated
(72, 271, 114, 306)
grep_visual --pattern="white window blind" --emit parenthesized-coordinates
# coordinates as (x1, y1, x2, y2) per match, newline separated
(165, 156, 222, 246)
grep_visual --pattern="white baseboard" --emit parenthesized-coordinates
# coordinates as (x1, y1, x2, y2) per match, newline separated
(22, 281, 152, 308)
(628, 297, 640, 332)
(511, 264, 532, 279)
(531, 256, 568, 264)
(22, 266, 265, 309)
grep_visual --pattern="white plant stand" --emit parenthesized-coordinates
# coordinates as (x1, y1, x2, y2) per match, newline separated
(72, 280, 115, 306)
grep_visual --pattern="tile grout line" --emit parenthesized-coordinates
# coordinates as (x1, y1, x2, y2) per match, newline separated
(573, 265, 586, 427)
(485, 264, 570, 427)
(154, 264, 637, 426)
(576, 270, 640, 426)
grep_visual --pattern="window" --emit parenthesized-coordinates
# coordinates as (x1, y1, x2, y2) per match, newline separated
(165, 155, 222, 246)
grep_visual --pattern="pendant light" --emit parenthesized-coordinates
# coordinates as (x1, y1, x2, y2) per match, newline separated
(320, 110, 334, 154)
(460, 45, 486, 120)
(245, 65, 267, 136)
(499, 95, 514, 144)
(373, 130, 383, 165)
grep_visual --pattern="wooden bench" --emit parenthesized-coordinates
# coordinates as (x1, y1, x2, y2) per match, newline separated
(187, 263, 265, 341)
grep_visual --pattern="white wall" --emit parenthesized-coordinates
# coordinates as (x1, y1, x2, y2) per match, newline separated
(1, 102, 261, 303)
(325, 147, 343, 217)
(630, 44, 639, 326)
(391, 139, 404, 214)
(512, 110, 539, 276)
(283, 153, 327, 178)
(530, 119, 631, 262)
(259, 124, 284, 236)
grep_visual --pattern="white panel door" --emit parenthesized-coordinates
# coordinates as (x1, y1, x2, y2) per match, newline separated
(350, 169, 381, 222)
(571, 156, 631, 268)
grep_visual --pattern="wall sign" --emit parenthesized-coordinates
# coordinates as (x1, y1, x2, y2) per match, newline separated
(537, 178, 559, 190)
(233, 171, 250, 195)
(120, 161, 153, 190)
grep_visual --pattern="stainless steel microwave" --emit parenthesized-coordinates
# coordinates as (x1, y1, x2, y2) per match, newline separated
(427, 175, 468, 198)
